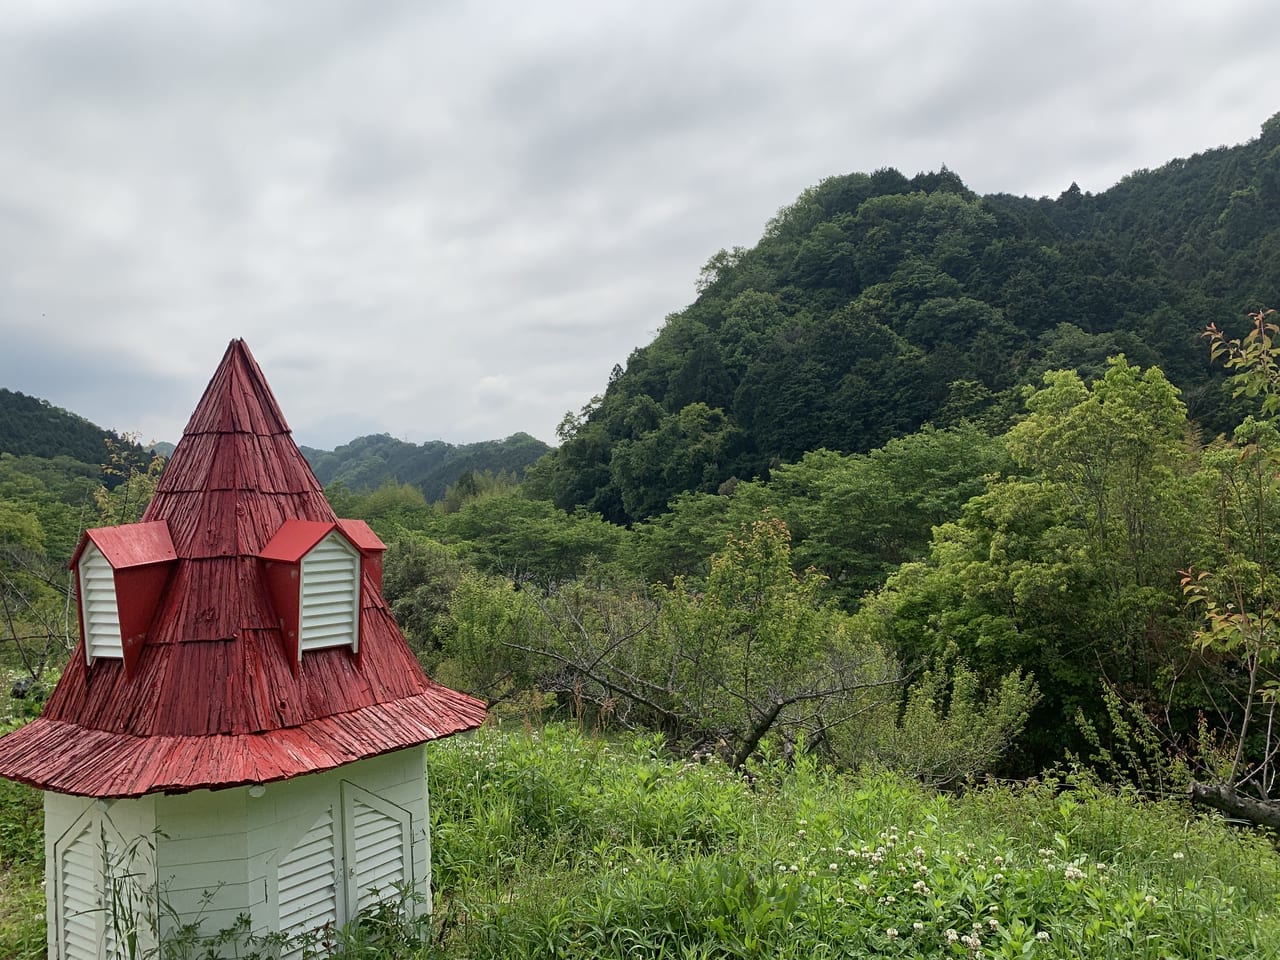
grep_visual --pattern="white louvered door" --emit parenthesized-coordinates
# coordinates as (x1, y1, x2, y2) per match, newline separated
(54, 811, 128, 960)
(56, 816, 101, 960)
(277, 808, 339, 958)
(340, 783, 413, 917)
(275, 786, 414, 955)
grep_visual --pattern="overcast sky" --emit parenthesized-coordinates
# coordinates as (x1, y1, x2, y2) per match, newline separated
(0, 1, 1276, 451)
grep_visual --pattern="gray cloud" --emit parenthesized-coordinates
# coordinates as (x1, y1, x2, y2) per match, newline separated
(0, 0, 1275, 450)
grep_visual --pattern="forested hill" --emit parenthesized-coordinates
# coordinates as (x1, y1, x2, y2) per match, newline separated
(529, 114, 1280, 524)
(301, 431, 551, 502)
(0, 378, 549, 505)
(0, 387, 143, 465)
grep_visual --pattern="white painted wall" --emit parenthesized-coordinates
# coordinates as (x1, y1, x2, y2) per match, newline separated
(44, 746, 431, 960)
(45, 791, 157, 960)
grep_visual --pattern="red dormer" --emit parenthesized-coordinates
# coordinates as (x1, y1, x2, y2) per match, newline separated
(337, 517, 387, 590)
(70, 521, 177, 676)
(260, 519, 380, 669)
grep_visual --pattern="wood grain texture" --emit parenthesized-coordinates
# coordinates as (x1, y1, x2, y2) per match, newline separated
(0, 339, 485, 797)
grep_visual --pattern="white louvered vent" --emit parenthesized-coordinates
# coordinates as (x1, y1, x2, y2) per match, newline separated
(278, 808, 339, 957)
(79, 543, 123, 663)
(343, 788, 412, 915)
(57, 818, 101, 960)
(300, 533, 360, 653)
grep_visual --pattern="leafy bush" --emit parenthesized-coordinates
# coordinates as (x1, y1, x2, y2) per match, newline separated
(428, 724, 1280, 960)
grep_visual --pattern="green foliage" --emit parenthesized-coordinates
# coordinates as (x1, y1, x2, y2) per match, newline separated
(433, 494, 628, 584)
(0, 777, 42, 960)
(534, 122, 1280, 521)
(1180, 310, 1280, 805)
(426, 724, 1280, 959)
(301, 432, 551, 503)
(1072, 681, 1229, 801)
(0, 778, 41, 869)
(0, 864, 43, 960)
(783, 425, 1008, 601)
(0, 453, 93, 680)
(331, 478, 433, 531)
(381, 534, 469, 668)
(846, 650, 1041, 788)
(335, 482, 628, 587)
(0, 453, 99, 561)
(8, 725, 1277, 957)
(438, 469, 521, 514)
(443, 518, 906, 769)
(624, 424, 1006, 604)
(656, 517, 896, 766)
(871, 357, 1206, 772)
(94, 435, 165, 526)
(0, 387, 145, 466)
(440, 569, 547, 704)
(609, 403, 743, 519)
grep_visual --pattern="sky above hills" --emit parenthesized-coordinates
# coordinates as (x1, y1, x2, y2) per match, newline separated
(0, 1, 1276, 450)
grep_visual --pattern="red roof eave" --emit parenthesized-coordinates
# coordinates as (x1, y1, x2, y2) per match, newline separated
(259, 519, 341, 563)
(336, 518, 385, 554)
(71, 521, 177, 570)
(0, 688, 485, 798)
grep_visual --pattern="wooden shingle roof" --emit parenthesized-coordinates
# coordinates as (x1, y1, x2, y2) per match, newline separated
(0, 340, 485, 797)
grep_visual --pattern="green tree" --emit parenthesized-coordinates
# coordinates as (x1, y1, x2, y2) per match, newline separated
(784, 425, 1008, 601)
(656, 516, 900, 767)
(445, 517, 900, 768)
(1005, 358, 1202, 686)
(840, 647, 1040, 788)
(1182, 310, 1280, 827)
(94, 435, 164, 525)
(0, 497, 72, 682)
(441, 569, 549, 705)
(434, 493, 628, 584)
(609, 403, 744, 521)
(380, 534, 469, 668)
(871, 357, 1204, 771)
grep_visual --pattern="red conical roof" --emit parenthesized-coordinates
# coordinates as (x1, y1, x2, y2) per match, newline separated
(0, 340, 485, 797)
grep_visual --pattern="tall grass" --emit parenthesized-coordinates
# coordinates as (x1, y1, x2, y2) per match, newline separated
(429, 724, 1280, 959)
(0, 777, 43, 960)
(1, 723, 1278, 957)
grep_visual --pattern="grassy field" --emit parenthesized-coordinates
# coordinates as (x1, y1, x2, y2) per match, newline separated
(1, 722, 1278, 958)
(428, 724, 1280, 959)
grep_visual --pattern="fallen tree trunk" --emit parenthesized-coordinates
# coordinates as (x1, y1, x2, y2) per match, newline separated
(1187, 781, 1280, 830)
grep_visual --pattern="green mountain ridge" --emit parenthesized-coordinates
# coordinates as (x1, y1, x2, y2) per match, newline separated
(528, 114, 1280, 524)
(300, 431, 552, 502)
(0, 387, 146, 468)
(0, 385, 550, 506)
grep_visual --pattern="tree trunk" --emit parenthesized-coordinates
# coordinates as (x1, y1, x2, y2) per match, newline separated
(1187, 781, 1280, 830)
(732, 699, 786, 770)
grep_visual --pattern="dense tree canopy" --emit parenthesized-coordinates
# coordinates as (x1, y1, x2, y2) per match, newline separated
(535, 117, 1280, 523)
(0, 388, 148, 476)
(301, 431, 550, 501)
